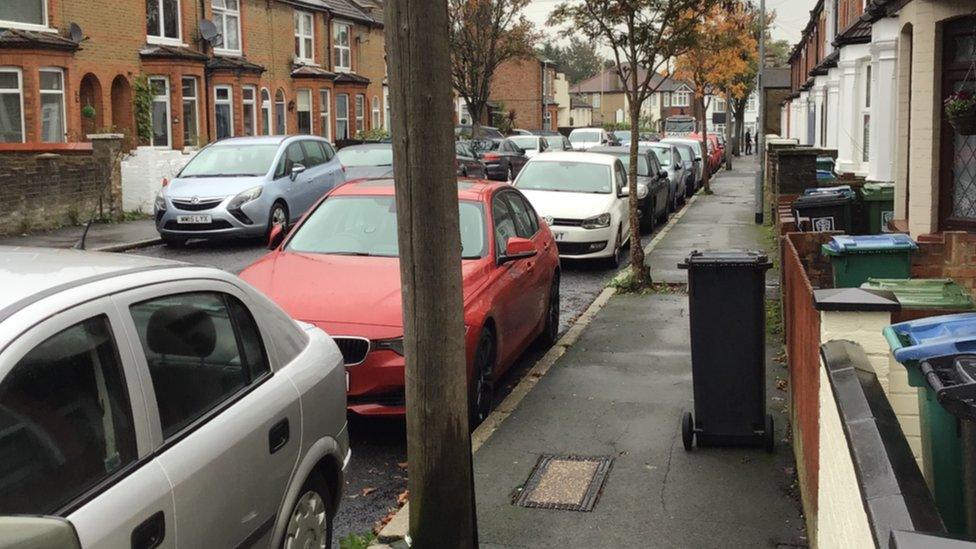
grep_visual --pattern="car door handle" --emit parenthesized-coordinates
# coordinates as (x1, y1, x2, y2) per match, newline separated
(132, 511, 165, 549)
(269, 418, 290, 454)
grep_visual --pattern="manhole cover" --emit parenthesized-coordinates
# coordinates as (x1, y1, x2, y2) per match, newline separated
(513, 454, 613, 512)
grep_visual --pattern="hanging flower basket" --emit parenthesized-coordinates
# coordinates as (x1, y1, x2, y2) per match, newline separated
(945, 91, 976, 136)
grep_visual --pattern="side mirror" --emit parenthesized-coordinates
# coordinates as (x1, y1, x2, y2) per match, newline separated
(268, 223, 286, 250)
(0, 516, 82, 549)
(659, 170, 669, 179)
(290, 163, 307, 180)
(499, 237, 538, 264)
(618, 185, 630, 197)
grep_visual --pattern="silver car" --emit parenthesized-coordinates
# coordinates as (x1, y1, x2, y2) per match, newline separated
(647, 142, 689, 209)
(0, 248, 348, 548)
(155, 136, 345, 246)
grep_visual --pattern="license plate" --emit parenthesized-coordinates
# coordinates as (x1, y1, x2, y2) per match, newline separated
(176, 214, 212, 224)
(553, 232, 565, 241)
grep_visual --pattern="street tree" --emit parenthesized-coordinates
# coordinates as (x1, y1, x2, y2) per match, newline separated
(551, 0, 719, 289)
(537, 37, 606, 85)
(386, 0, 477, 546)
(449, 0, 537, 137)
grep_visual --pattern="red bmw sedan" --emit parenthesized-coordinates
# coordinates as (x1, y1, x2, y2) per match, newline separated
(240, 178, 560, 425)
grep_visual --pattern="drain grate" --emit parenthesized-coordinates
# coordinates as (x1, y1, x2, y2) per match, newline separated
(513, 454, 613, 512)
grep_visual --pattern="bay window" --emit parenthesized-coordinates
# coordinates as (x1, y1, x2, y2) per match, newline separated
(148, 76, 170, 147)
(371, 96, 380, 130)
(147, 0, 180, 43)
(333, 22, 351, 72)
(0, 68, 24, 143)
(40, 69, 66, 143)
(861, 64, 871, 163)
(319, 89, 331, 140)
(242, 86, 256, 136)
(336, 94, 349, 140)
(261, 88, 271, 135)
(355, 94, 365, 134)
(294, 11, 314, 63)
(0, 0, 48, 30)
(674, 89, 691, 108)
(214, 85, 233, 140)
(182, 77, 199, 146)
(297, 89, 312, 134)
(212, 0, 241, 54)
(275, 89, 286, 134)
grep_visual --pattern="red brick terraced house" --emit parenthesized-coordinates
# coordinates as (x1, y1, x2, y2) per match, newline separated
(0, 0, 388, 151)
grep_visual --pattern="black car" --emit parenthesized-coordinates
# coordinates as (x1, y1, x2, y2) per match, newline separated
(473, 138, 528, 181)
(455, 141, 487, 178)
(335, 143, 394, 180)
(589, 145, 671, 232)
(455, 125, 505, 140)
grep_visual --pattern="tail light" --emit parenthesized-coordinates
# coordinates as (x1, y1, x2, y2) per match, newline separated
(482, 153, 500, 162)
(162, 177, 169, 187)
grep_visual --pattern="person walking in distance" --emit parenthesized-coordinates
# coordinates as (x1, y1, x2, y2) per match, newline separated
(744, 130, 753, 155)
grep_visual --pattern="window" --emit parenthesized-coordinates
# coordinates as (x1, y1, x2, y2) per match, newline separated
(275, 89, 286, 134)
(276, 141, 307, 178)
(296, 89, 312, 134)
(503, 193, 539, 238)
(861, 64, 872, 163)
(242, 86, 256, 136)
(147, 0, 180, 43)
(543, 110, 552, 130)
(130, 292, 269, 438)
(713, 98, 726, 113)
(294, 11, 314, 63)
(214, 85, 233, 140)
(336, 93, 349, 140)
(663, 93, 671, 107)
(355, 94, 365, 134)
(492, 195, 517, 257)
(212, 0, 241, 53)
(371, 96, 380, 129)
(182, 77, 199, 146)
(383, 86, 390, 130)
(319, 89, 331, 140)
(747, 95, 757, 111)
(0, 316, 137, 514)
(592, 93, 601, 108)
(39, 69, 65, 143)
(333, 22, 351, 71)
(0, 0, 48, 30)
(260, 88, 271, 135)
(674, 89, 691, 107)
(0, 68, 24, 143)
(650, 93, 657, 107)
(301, 140, 327, 166)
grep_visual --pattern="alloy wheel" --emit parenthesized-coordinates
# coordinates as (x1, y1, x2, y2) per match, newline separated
(283, 490, 329, 549)
(470, 331, 495, 427)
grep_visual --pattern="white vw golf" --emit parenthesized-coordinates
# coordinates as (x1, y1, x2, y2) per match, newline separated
(513, 152, 643, 267)
(0, 248, 348, 548)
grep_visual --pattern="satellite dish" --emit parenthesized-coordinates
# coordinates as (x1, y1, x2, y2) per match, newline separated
(69, 22, 84, 43)
(199, 19, 223, 47)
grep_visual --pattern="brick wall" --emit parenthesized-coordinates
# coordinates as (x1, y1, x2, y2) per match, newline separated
(490, 57, 543, 130)
(774, 148, 820, 194)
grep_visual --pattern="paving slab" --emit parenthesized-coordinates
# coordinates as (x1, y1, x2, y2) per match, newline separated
(0, 218, 159, 251)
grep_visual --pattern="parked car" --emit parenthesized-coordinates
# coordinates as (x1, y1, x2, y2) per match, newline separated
(662, 138, 704, 194)
(455, 124, 505, 140)
(539, 132, 574, 151)
(0, 248, 349, 548)
(508, 135, 552, 158)
(336, 142, 394, 180)
(474, 138, 529, 181)
(589, 145, 670, 231)
(568, 128, 612, 151)
(647, 142, 689, 211)
(510, 128, 534, 136)
(513, 152, 640, 267)
(691, 133, 722, 174)
(456, 141, 488, 178)
(239, 179, 560, 426)
(611, 130, 633, 146)
(154, 136, 344, 247)
(665, 141, 698, 198)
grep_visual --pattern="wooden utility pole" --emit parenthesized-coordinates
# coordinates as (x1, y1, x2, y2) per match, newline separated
(385, 1, 478, 547)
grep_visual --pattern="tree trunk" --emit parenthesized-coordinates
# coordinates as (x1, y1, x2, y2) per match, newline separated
(735, 105, 746, 157)
(724, 107, 733, 171)
(699, 95, 711, 194)
(626, 45, 650, 288)
(385, 1, 477, 547)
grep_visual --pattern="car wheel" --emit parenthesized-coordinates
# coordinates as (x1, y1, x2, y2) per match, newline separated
(469, 328, 496, 429)
(640, 198, 654, 233)
(162, 235, 186, 248)
(606, 227, 622, 269)
(537, 274, 560, 347)
(267, 201, 289, 239)
(282, 471, 333, 549)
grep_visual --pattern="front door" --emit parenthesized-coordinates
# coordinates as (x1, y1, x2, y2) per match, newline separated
(939, 16, 976, 230)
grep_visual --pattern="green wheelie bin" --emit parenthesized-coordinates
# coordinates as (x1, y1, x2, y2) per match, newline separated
(861, 278, 975, 311)
(822, 234, 917, 288)
(860, 182, 895, 234)
(885, 313, 976, 535)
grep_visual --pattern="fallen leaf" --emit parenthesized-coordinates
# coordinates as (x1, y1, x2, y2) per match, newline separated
(397, 490, 409, 506)
(362, 487, 377, 496)
(397, 461, 408, 469)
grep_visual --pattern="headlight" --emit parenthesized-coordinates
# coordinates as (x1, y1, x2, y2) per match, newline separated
(581, 213, 611, 229)
(154, 192, 166, 211)
(227, 186, 263, 211)
(637, 183, 649, 200)
(373, 337, 404, 356)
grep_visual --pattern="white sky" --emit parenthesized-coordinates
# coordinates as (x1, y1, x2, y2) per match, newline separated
(526, 0, 818, 49)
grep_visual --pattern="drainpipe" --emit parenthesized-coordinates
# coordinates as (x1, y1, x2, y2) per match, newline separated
(200, 0, 213, 143)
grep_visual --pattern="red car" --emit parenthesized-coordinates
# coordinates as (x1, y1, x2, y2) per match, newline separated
(240, 178, 561, 425)
(691, 133, 722, 175)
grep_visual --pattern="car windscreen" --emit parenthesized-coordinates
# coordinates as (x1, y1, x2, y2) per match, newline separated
(179, 144, 279, 177)
(667, 144, 692, 162)
(606, 153, 649, 176)
(649, 146, 671, 167)
(287, 196, 487, 259)
(514, 161, 612, 194)
(509, 136, 540, 150)
(337, 146, 393, 167)
(570, 131, 600, 143)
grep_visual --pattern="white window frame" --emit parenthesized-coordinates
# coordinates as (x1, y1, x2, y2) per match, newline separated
(673, 88, 691, 108)
(242, 85, 256, 136)
(383, 86, 390, 130)
(147, 0, 182, 45)
(296, 88, 312, 134)
(214, 84, 234, 139)
(0, 0, 52, 32)
(294, 10, 314, 64)
(147, 75, 170, 148)
(713, 98, 726, 113)
(746, 95, 757, 111)
(212, 0, 241, 55)
(592, 93, 601, 108)
(274, 89, 286, 134)
(333, 21, 351, 72)
(181, 76, 199, 147)
(320, 89, 331, 140)
(860, 63, 872, 164)
(355, 94, 365, 134)
(0, 67, 25, 143)
(336, 93, 349, 140)
(663, 93, 671, 107)
(260, 88, 271, 135)
(40, 68, 66, 144)
(371, 96, 380, 130)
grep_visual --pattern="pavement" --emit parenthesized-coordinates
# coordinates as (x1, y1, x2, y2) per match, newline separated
(0, 218, 160, 252)
(376, 157, 805, 548)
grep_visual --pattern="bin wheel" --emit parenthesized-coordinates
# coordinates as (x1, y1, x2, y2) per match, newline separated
(681, 412, 694, 451)
(764, 414, 775, 454)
